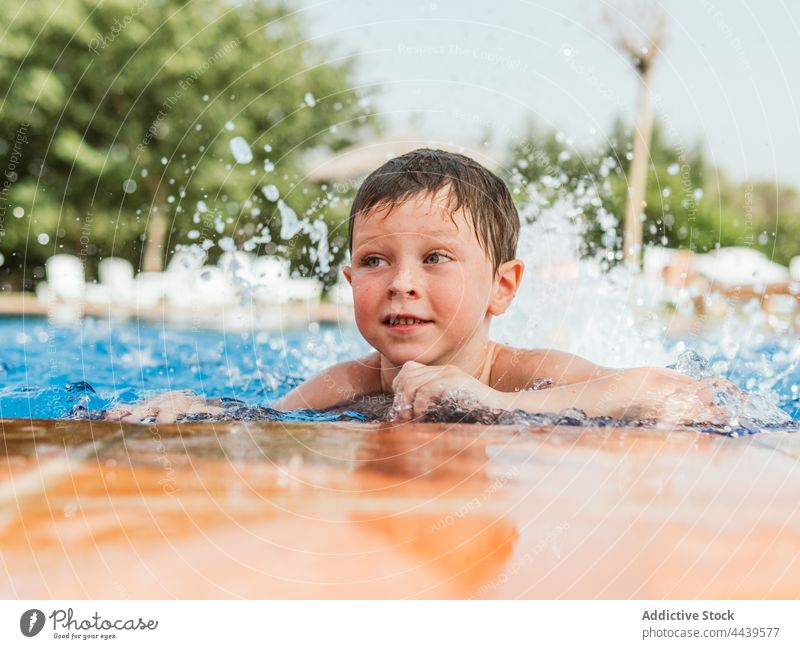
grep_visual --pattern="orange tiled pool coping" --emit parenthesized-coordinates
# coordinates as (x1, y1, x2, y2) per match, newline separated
(1, 419, 798, 598)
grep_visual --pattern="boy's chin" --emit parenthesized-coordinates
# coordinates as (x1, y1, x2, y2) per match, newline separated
(380, 347, 438, 367)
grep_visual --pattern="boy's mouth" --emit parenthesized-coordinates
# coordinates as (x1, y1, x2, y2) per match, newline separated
(382, 313, 433, 329)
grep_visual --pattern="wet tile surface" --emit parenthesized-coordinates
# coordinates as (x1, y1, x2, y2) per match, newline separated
(1, 419, 798, 598)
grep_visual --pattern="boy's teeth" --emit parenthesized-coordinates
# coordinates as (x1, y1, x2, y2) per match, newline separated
(392, 317, 423, 325)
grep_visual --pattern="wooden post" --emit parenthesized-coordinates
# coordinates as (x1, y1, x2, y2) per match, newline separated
(142, 209, 167, 272)
(142, 177, 168, 272)
(606, 9, 666, 271)
(624, 64, 653, 267)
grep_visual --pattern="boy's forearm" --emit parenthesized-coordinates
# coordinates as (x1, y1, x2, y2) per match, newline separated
(493, 367, 694, 419)
(271, 352, 383, 411)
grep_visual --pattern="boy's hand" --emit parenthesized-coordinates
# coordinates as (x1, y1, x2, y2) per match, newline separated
(655, 377, 737, 427)
(390, 361, 507, 422)
(105, 390, 226, 424)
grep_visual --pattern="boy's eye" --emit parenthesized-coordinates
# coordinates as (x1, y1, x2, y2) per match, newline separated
(361, 256, 387, 268)
(424, 252, 452, 264)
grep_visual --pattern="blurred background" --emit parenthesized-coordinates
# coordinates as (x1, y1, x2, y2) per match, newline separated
(1, 0, 797, 294)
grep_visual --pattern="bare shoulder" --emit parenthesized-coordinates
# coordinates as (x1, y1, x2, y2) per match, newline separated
(490, 344, 617, 391)
(272, 351, 383, 410)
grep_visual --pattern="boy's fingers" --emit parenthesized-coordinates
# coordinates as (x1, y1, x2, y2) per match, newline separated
(409, 375, 453, 418)
(393, 362, 432, 386)
(156, 409, 179, 424)
(393, 365, 464, 421)
(411, 384, 439, 419)
(186, 402, 225, 415)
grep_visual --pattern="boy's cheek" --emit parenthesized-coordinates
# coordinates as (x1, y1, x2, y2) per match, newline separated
(351, 285, 379, 310)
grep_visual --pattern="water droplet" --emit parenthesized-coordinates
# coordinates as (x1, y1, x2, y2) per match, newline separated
(304, 91, 316, 107)
(12, 206, 24, 218)
(229, 136, 253, 164)
(37, 233, 49, 245)
(122, 179, 137, 193)
(261, 184, 279, 201)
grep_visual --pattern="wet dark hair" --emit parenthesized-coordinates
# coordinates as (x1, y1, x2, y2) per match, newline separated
(348, 148, 519, 272)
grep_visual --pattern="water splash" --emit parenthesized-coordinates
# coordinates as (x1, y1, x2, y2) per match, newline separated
(489, 175, 797, 429)
(494, 185, 671, 367)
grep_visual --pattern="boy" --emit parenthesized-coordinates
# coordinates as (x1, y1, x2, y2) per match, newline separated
(110, 149, 725, 425)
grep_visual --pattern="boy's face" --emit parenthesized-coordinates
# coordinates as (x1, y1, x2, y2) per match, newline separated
(344, 189, 521, 367)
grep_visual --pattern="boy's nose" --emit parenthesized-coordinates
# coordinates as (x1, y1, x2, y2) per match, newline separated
(387, 268, 419, 298)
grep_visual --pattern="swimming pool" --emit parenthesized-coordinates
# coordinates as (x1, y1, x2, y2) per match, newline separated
(0, 315, 797, 425)
(0, 316, 369, 419)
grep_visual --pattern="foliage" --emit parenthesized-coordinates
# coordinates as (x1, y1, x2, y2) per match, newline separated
(0, 0, 371, 289)
(507, 118, 798, 266)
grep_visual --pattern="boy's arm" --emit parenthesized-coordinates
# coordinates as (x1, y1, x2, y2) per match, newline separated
(495, 366, 699, 420)
(392, 350, 725, 424)
(490, 347, 619, 391)
(270, 351, 383, 411)
(492, 348, 716, 421)
(106, 352, 383, 423)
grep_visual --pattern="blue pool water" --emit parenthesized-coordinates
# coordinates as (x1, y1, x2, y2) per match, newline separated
(0, 316, 797, 423)
(0, 316, 370, 419)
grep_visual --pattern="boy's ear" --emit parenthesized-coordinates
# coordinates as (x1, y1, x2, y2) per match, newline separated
(343, 265, 352, 285)
(488, 259, 524, 316)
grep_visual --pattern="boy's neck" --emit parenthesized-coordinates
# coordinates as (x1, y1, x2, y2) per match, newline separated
(378, 328, 496, 393)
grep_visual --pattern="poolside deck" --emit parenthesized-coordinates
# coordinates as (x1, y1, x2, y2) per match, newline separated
(0, 292, 353, 329)
(1, 419, 798, 598)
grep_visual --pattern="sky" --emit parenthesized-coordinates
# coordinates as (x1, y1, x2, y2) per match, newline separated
(292, 0, 800, 188)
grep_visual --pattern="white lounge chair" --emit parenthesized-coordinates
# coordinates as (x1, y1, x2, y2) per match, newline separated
(252, 256, 291, 304)
(284, 277, 322, 304)
(39, 254, 85, 303)
(218, 250, 259, 299)
(132, 271, 168, 309)
(162, 247, 207, 306)
(84, 257, 136, 306)
(642, 245, 676, 280)
(694, 247, 789, 287)
(98, 257, 134, 292)
(789, 256, 800, 282)
(200, 266, 239, 306)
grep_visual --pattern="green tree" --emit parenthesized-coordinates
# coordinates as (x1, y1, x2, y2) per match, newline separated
(0, 0, 371, 289)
